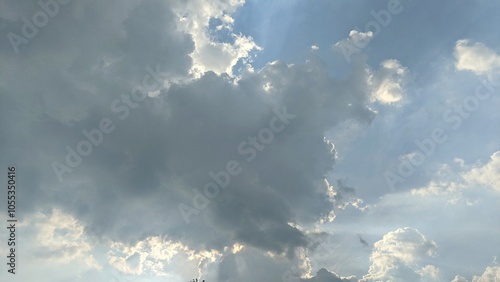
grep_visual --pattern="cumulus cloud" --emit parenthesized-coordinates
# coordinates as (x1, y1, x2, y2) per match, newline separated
(333, 30, 408, 105)
(107, 235, 222, 278)
(369, 59, 408, 104)
(0, 1, 396, 280)
(361, 227, 438, 282)
(472, 265, 500, 282)
(452, 275, 469, 282)
(0, 208, 101, 278)
(300, 268, 357, 282)
(463, 151, 500, 191)
(172, 0, 260, 76)
(410, 151, 500, 199)
(455, 39, 500, 77)
(5, 1, 498, 281)
(333, 30, 409, 104)
(365, 151, 500, 281)
(29, 209, 98, 266)
(333, 30, 374, 62)
(450, 264, 500, 282)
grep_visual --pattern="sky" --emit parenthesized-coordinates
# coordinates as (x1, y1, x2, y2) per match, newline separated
(1, 0, 500, 281)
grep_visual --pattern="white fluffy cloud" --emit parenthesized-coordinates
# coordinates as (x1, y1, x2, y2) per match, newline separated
(455, 39, 500, 77)
(30, 209, 98, 266)
(300, 268, 357, 282)
(410, 151, 500, 199)
(452, 275, 469, 282)
(0, 209, 100, 281)
(172, 0, 260, 76)
(335, 30, 408, 104)
(472, 265, 500, 282)
(463, 151, 500, 191)
(333, 30, 374, 62)
(361, 227, 438, 282)
(361, 151, 500, 281)
(107, 235, 223, 279)
(369, 59, 408, 104)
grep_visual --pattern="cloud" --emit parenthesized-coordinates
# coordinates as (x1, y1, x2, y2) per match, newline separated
(463, 151, 500, 191)
(472, 265, 500, 282)
(172, 0, 260, 76)
(0, 2, 394, 278)
(369, 59, 408, 105)
(452, 275, 469, 282)
(0, 209, 100, 272)
(107, 235, 222, 278)
(455, 39, 500, 77)
(360, 151, 500, 280)
(410, 151, 500, 199)
(300, 268, 357, 282)
(361, 227, 438, 282)
(5, 1, 499, 281)
(333, 30, 374, 62)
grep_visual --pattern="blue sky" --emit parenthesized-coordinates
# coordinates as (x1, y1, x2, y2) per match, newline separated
(1, 0, 500, 281)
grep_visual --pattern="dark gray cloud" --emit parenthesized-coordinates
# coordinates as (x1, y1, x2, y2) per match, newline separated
(0, 0, 385, 280)
(1, 0, 378, 257)
(49, 57, 375, 254)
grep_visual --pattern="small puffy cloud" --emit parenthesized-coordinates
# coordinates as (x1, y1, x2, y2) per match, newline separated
(334, 30, 374, 51)
(450, 264, 500, 282)
(463, 151, 500, 191)
(333, 30, 374, 63)
(300, 268, 357, 282)
(173, 0, 260, 76)
(27, 209, 99, 268)
(410, 151, 500, 199)
(369, 59, 408, 104)
(362, 227, 439, 282)
(452, 275, 469, 282)
(455, 39, 500, 76)
(420, 265, 441, 281)
(472, 265, 500, 282)
(334, 34, 409, 104)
